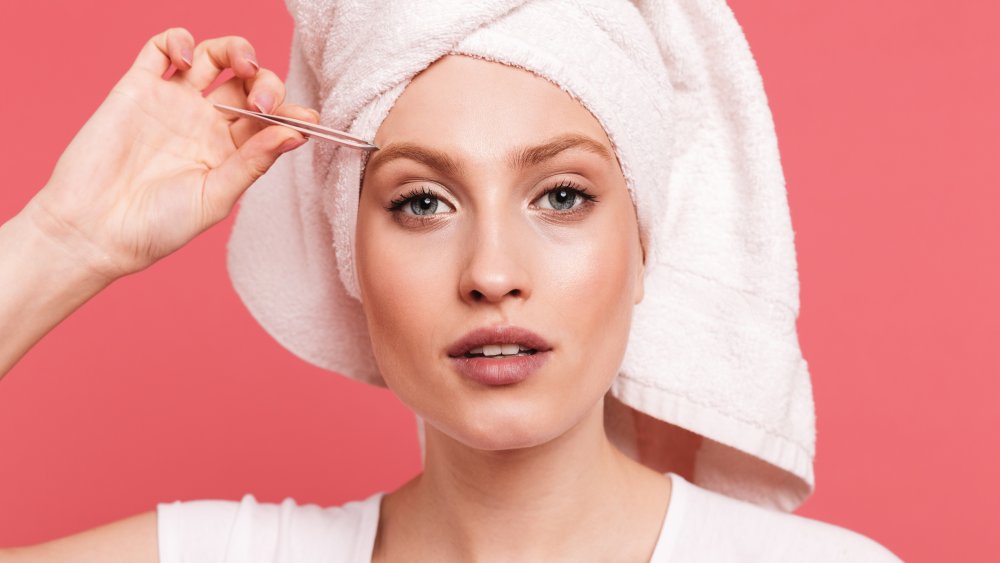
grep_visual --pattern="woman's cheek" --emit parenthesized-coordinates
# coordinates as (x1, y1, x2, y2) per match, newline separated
(362, 224, 456, 358)
(374, 224, 453, 302)
(541, 215, 632, 298)
(542, 217, 637, 365)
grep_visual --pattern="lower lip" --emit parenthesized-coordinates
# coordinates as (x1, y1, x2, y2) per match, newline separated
(449, 351, 551, 386)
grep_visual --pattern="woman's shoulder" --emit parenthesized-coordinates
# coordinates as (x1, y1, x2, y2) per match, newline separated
(663, 474, 902, 562)
(156, 491, 383, 563)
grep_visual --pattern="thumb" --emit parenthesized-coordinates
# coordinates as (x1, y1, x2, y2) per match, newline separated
(202, 126, 307, 223)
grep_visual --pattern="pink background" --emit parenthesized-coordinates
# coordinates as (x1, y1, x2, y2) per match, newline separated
(1, 1, 997, 560)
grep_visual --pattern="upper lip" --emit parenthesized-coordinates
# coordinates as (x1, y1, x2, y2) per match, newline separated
(447, 325, 553, 357)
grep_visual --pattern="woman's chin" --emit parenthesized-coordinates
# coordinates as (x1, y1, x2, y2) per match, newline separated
(433, 408, 571, 452)
(460, 430, 551, 452)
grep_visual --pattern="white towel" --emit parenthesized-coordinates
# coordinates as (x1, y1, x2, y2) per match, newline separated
(227, 0, 815, 511)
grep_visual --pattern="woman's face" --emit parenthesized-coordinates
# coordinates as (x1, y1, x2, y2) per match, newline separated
(356, 55, 644, 451)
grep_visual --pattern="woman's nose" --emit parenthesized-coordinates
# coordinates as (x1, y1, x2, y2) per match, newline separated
(457, 221, 532, 304)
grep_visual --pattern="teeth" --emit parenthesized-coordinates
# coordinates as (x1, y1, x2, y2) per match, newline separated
(468, 343, 536, 357)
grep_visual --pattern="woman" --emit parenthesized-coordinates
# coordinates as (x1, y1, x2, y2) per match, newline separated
(0, 1, 901, 561)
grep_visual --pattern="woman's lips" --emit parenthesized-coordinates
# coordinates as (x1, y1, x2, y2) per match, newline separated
(449, 351, 551, 386)
(446, 325, 553, 357)
(446, 325, 553, 385)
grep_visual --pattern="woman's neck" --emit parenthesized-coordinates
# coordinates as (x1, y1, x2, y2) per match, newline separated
(373, 398, 673, 562)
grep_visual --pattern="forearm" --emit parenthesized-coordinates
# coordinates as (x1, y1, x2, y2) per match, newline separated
(0, 202, 114, 379)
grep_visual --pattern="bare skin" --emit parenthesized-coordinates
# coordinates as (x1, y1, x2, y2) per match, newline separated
(0, 32, 700, 563)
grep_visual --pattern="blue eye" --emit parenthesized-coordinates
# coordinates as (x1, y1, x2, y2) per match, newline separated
(535, 181, 598, 212)
(387, 188, 455, 216)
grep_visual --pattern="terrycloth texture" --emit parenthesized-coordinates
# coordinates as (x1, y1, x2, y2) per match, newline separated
(227, 0, 816, 511)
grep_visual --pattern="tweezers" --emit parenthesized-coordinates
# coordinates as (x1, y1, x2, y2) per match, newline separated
(212, 102, 379, 151)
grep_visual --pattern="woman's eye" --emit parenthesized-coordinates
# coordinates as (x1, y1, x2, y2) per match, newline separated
(405, 194, 453, 216)
(534, 184, 597, 212)
(388, 190, 455, 216)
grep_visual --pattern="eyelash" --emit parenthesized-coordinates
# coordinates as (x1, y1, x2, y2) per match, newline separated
(384, 180, 599, 217)
(385, 187, 444, 213)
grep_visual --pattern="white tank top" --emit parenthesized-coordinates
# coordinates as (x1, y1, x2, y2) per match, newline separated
(157, 472, 900, 562)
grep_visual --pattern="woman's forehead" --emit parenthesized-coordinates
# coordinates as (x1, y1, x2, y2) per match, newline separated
(372, 54, 613, 159)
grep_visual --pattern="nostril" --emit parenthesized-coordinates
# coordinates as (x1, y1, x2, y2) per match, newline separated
(466, 288, 523, 301)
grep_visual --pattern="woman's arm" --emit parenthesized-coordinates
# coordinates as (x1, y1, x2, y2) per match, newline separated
(0, 206, 114, 377)
(0, 26, 315, 381)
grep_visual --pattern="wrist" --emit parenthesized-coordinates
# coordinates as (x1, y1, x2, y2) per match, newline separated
(19, 193, 125, 286)
(0, 202, 116, 376)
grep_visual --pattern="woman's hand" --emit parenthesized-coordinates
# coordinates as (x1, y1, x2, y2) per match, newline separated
(24, 27, 316, 282)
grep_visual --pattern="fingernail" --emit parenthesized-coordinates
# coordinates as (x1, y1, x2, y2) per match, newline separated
(278, 137, 308, 154)
(181, 46, 193, 66)
(244, 52, 259, 71)
(253, 92, 274, 114)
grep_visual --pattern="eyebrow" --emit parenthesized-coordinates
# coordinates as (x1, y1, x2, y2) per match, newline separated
(363, 133, 614, 179)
